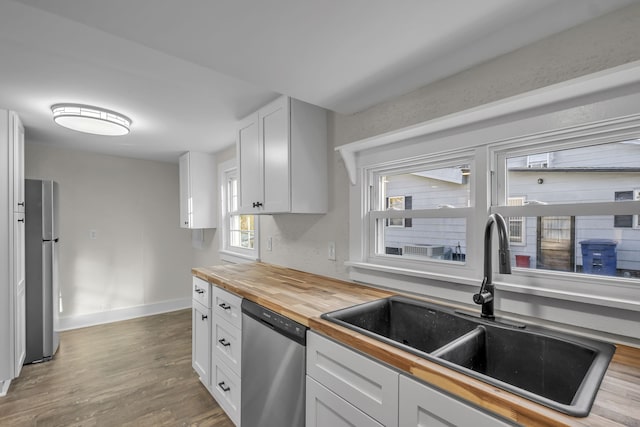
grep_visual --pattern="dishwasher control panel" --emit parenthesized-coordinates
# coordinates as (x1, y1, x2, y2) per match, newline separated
(241, 299, 307, 345)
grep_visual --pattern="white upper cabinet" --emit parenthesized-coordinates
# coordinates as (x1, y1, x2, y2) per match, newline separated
(236, 96, 327, 214)
(179, 151, 217, 229)
(11, 113, 24, 213)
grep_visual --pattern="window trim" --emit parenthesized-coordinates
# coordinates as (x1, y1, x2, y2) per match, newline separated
(219, 159, 259, 263)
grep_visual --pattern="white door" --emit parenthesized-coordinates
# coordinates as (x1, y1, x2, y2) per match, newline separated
(261, 96, 290, 213)
(14, 212, 26, 375)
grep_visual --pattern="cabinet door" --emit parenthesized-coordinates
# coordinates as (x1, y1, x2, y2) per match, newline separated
(192, 302, 211, 387)
(237, 112, 261, 213)
(399, 375, 517, 427)
(306, 376, 383, 427)
(179, 153, 191, 228)
(12, 113, 24, 213)
(260, 96, 290, 213)
(14, 212, 25, 375)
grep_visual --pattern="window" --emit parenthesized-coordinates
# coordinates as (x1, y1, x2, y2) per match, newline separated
(494, 140, 640, 280)
(507, 197, 525, 245)
(614, 190, 640, 228)
(343, 67, 640, 335)
(220, 160, 259, 262)
(367, 160, 472, 266)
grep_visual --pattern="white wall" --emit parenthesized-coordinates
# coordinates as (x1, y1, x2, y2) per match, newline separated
(253, 3, 640, 282)
(25, 143, 195, 328)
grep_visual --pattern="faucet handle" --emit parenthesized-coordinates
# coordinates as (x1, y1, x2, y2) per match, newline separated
(473, 291, 493, 305)
(473, 277, 494, 305)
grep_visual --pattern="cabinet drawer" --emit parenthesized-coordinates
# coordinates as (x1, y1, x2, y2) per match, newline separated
(213, 317, 242, 376)
(399, 375, 518, 427)
(212, 361, 241, 426)
(192, 277, 210, 308)
(306, 376, 383, 427)
(212, 286, 242, 328)
(307, 331, 399, 427)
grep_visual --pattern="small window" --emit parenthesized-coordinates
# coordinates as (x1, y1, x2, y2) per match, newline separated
(507, 197, 526, 245)
(220, 161, 259, 262)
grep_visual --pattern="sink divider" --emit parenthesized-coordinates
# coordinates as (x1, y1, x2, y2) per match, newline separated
(431, 326, 486, 363)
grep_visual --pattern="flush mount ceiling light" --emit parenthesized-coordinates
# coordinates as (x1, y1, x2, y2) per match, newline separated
(51, 104, 131, 136)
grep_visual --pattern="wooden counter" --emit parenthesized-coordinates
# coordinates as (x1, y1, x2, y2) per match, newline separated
(192, 262, 640, 427)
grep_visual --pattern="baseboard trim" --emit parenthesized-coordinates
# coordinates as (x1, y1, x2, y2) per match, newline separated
(58, 298, 191, 331)
(0, 379, 11, 397)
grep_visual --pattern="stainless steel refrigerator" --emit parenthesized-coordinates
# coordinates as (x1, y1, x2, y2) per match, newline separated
(25, 179, 60, 364)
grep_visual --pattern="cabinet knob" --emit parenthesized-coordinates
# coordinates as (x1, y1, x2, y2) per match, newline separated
(252, 201, 263, 208)
(218, 338, 231, 347)
(201, 314, 208, 320)
(218, 382, 230, 392)
(218, 302, 231, 310)
(184, 221, 189, 225)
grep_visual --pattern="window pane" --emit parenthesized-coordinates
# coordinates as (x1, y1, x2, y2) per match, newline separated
(381, 165, 471, 209)
(229, 214, 255, 249)
(506, 141, 640, 205)
(508, 215, 640, 279)
(377, 218, 467, 262)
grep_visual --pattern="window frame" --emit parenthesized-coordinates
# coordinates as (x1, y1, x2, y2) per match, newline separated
(219, 159, 259, 263)
(362, 152, 477, 276)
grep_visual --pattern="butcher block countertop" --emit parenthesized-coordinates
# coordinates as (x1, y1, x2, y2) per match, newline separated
(192, 262, 640, 427)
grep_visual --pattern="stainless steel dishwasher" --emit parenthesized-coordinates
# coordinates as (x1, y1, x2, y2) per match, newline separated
(241, 299, 307, 427)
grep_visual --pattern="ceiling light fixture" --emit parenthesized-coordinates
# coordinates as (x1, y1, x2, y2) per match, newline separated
(51, 104, 131, 136)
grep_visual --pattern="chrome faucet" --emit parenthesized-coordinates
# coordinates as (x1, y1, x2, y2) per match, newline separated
(473, 213, 512, 319)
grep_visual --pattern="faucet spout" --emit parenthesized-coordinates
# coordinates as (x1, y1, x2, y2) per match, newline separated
(474, 213, 512, 319)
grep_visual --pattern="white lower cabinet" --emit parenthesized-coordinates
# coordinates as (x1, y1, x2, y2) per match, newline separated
(306, 331, 399, 427)
(192, 277, 211, 389)
(399, 374, 517, 427)
(191, 278, 243, 426)
(306, 376, 383, 427)
(306, 331, 517, 427)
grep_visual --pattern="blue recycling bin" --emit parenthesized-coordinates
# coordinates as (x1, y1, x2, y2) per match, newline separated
(579, 239, 617, 276)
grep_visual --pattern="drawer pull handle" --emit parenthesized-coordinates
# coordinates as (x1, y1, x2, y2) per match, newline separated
(218, 338, 231, 347)
(195, 288, 205, 294)
(218, 303, 231, 310)
(201, 314, 208, 321)
(218, 381, 230, 392)
(252, 201, 263, 208)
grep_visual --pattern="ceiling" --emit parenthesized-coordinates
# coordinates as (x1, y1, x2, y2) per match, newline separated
(0, 0, 635, 163)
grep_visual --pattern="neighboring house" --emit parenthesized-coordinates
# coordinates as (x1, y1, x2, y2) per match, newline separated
(383, 141, 640, 277)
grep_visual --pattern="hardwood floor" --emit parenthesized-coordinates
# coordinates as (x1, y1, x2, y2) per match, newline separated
(0, 309, 234, 427)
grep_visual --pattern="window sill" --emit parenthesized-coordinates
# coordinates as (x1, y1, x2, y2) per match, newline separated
(220, 250, 259, 265)
(346, 261, 640, 313)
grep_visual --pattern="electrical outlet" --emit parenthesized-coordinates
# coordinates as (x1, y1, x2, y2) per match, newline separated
(89, 229, 97, 240)
(267, 237, 273, 251)
(328, 241, 336, 261)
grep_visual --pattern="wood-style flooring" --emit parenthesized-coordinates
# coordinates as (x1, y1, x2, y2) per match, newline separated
(0, 309, 234, 427)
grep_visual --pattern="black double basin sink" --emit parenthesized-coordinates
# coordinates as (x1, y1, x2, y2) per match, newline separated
(321, 295, 615, 417)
